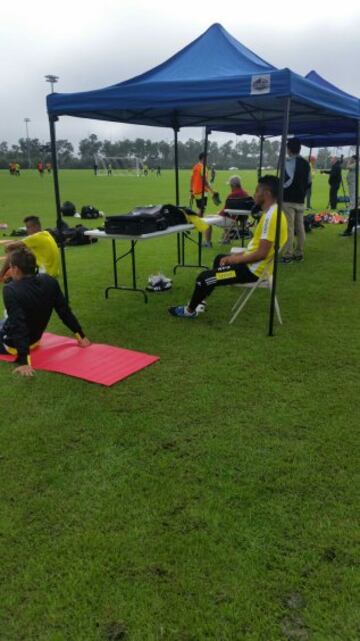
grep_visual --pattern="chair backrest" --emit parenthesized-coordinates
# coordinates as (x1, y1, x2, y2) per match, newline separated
(225, 196, 254, 212)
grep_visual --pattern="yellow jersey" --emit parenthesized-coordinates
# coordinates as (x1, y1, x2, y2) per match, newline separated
(245, 204, 288, 278)
(23, 230, 60, 278)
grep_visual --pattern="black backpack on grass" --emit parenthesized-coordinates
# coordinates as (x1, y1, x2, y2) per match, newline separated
(61, 201, 76, 217)
(81, 205, 100, 220)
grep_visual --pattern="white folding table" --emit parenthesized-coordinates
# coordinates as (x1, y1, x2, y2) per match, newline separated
(85, 217, 225, 302)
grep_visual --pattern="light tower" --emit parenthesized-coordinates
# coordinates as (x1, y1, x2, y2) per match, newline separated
(45, 74, 59, 93)
(24, 118, 31, 168)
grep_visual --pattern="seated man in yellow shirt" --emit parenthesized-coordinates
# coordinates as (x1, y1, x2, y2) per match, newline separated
(0, 215, 60, 281)
(169, 175, 287, 319)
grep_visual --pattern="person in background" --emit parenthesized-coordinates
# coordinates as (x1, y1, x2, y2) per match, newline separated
(321, 156, 343, 211)
(0, 247, 90, 377)
(346, 155, 358, 209)
(207, 175, 250, 246)
(210, 165, 216, 183)
(45, 162, 52, 174)
(190, 152, 215, 248)
(306, 155, 316, 209)
(0, 216, 60, 281)
(339, 207, 360, 237)
(37, 161, 44, 177)
(281, 138, 311, 264)
(15, 162, 21, 176)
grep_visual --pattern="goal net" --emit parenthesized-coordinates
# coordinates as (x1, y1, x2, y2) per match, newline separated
(94, 155, 141, 177)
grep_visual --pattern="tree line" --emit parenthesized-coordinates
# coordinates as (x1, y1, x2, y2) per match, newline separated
(0, 134, 338, 170)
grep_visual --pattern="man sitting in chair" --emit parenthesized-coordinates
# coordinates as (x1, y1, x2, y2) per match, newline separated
(207, 175, 250, 246)
(169, 175, 287, 319)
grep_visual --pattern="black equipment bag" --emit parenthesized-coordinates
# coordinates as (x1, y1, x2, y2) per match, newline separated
(161, 204, 188, 226)
(130, 204, 187, 227)
(61, 201, 76, 217)
(225, 196, 255, 211)
(48, 224, 97, 246)
(81, 205, 100, 219)
(105, 206, 168, 235)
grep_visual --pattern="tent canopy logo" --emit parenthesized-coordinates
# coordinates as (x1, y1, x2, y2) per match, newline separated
(251, 75, 271, 95)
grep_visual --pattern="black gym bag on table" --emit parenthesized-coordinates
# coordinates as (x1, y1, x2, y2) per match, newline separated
(104, 204, 188, 235)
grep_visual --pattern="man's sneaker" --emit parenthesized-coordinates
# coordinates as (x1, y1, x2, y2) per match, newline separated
(168, 305, 198, 319)
(294, 255, 304, 262)
(280, 256, 294, 264)
(147, 274, 172, 292)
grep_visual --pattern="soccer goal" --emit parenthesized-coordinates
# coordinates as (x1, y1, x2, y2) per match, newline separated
(94, 155, 142, 177)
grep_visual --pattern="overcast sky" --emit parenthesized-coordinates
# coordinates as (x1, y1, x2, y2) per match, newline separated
(2, 0, 360, 149)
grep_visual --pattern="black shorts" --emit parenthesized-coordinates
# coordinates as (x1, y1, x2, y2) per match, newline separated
(195, 196, 208, 210)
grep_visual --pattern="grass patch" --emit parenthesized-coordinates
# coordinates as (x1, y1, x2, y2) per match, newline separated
(0, 169, 359, 640)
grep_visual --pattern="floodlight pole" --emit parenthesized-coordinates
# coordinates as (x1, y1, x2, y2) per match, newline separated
(24, 118, 31, 168)
(45, 74, 59, 94)
(49, 114, 69, 302)
(258, 134, 264, 180)
(353, 120, 360, 282)
(268, 96, 291, 337)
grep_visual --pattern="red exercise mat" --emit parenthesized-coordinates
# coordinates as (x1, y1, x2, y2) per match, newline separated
(0, 332, 159, 386)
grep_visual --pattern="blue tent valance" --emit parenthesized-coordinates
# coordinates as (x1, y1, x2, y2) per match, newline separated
(47, 23, 360, 134)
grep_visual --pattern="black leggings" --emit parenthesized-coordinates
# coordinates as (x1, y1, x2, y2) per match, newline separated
(330, 184, 340, 210)
(189, 254, 258, 311)
(345, 208, 360, 234)
(0, 320, 9, 355)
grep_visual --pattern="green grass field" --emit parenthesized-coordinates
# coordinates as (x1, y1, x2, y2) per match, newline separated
(0, 168, 359, 641)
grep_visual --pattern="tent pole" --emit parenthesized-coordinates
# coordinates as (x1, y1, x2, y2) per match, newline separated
(308, 147, 312, 162)
(48, 115, 69, 302)
(353, 120, 360, 282)
(197, 128, 209, 265)
(173, 125, 181, 264)
(200, 128, 209, 214)
(258, 135, 264, 180)
(268, 97, 291, 337)
(174, 127, 180, 205)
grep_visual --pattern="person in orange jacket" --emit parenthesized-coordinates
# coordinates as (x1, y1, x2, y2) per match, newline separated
(190, 152, 214, 247)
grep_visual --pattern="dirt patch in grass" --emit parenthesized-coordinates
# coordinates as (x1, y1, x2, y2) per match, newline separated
(104, 621, 128, 641)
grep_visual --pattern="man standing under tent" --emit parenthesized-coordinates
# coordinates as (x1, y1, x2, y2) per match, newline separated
(321, 156, 343, 211)
(190, 152, 215, 248)
(281, 138, 311, 264)
(169, 175, 287, 319)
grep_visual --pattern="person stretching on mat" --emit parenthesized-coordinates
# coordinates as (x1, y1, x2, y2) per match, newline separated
(168, 175, 287, 319)
(0, 247, 90, 377)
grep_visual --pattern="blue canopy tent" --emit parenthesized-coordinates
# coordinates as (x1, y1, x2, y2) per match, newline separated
(300, 71, 359, 147)
(46, 23, 360, 333)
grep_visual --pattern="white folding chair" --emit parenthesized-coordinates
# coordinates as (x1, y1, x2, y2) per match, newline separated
(228, 251, 282, 325)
